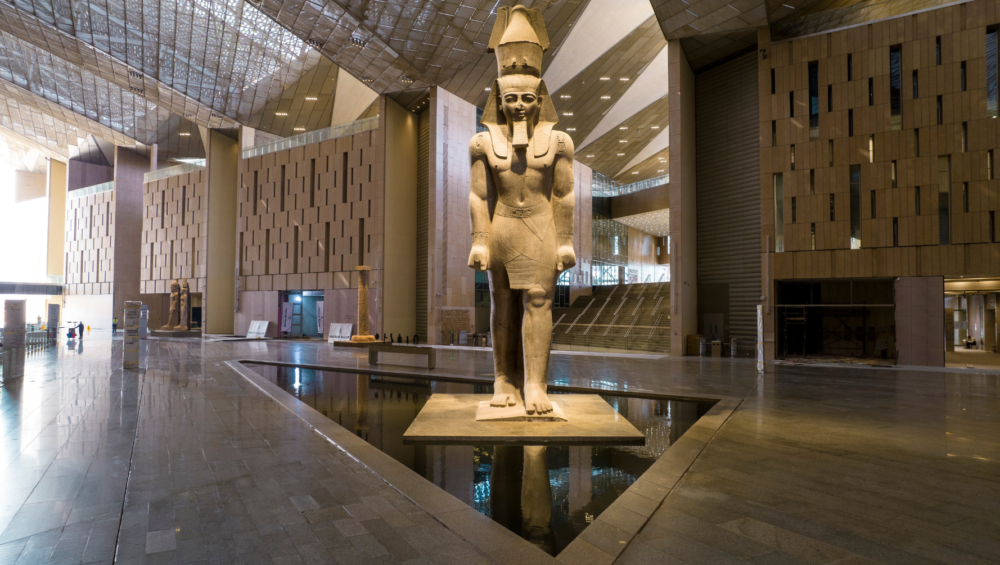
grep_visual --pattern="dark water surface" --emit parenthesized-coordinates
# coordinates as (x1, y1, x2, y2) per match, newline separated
(245, 364, 712, 555)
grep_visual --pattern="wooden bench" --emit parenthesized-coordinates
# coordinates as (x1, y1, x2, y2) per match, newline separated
(368, 344, 436, 369)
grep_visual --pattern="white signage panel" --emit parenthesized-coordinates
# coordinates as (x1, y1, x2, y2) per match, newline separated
(327, 323, 353, 342)
(246, 320, 270, 339)
(123, 301, 142, 368)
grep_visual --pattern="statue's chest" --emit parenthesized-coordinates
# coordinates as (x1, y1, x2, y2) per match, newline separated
(488, 150, 554, 185)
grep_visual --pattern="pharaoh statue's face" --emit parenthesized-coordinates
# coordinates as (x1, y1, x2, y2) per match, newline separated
(501, 90, 538, 125)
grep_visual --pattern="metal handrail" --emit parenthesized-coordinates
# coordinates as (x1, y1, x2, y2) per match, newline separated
(551, 313, 566, 334)
(564, 298, 595, 334)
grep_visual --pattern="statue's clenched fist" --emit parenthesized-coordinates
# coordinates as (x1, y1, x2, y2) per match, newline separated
(556, 245, 576, 272)
(468, 244, 490, 271)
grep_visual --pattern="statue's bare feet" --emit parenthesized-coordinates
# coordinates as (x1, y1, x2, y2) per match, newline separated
(491, 377, 519, 407)
(524, 383, 552, 414)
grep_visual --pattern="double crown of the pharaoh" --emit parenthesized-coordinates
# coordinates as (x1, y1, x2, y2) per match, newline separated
(481, 5, 558, 156)
(488, 5, 550, 79)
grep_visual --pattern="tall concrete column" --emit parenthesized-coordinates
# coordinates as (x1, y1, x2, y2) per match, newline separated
(668, 40, 697, 356)
(112, 147, 149, 320)
(203, 128, 239, 335)
(46, 159, 67, 280)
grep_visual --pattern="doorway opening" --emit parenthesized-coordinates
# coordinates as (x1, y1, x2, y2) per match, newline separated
(279, 290, 325, 338)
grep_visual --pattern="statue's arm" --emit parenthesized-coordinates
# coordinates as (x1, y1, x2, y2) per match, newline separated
(468, 133, 491, 270)
(552, 133, 576, 271)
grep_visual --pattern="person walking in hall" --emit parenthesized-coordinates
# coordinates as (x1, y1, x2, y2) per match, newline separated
(112, 316, 118, 335)
(77, 321, 84, 339)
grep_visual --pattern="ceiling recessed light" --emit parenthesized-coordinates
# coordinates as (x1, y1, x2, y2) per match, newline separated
(560, 95, 571, 99)
(485, 87, 491, 91)
(619, 140, 626, 143)
(305, 97, 318, 101)
(586, 155, 594, 158)
(294, 127, 305, 131)
(275, 112, 288, 116)
(562, 112, 573, 116)
(566, 128, 576, 131)
(651, 126, 660, 129)
(179, 133, 190, 136)
(617, 153, 625, 156)
(632, 171, 639, 174)
(620, 77, 629, 82)
(657, 169, 664, 172)
(599, 77, 610, 81)
(600, 95, 611, 100)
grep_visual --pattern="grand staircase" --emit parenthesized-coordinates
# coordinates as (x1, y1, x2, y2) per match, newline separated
(551, 282, 670, 353)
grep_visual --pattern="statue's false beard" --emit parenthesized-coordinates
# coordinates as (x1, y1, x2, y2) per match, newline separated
(511, 121, 529, 149)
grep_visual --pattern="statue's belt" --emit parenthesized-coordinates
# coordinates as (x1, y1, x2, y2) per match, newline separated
(494, 202, 551, 218)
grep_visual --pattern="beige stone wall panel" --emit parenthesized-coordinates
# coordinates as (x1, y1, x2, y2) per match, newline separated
(761, 0, 1000, 284)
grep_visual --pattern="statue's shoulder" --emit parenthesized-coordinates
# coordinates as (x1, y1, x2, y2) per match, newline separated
(551, 130, 575, 157)
(470, 132, 491, 157)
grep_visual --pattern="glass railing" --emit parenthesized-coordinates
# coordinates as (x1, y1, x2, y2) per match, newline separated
(145, 161, 206, 183)
(68, 181, 114, 199)
(592, 173, 669, 197)
(242, 116, 380, 159)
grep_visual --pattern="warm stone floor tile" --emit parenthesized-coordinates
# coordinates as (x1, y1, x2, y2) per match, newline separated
(0, 335, 998, 564)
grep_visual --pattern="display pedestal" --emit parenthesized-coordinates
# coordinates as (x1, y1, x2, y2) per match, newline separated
(149, 329, 202, 338)
(402, 394, 645, 446)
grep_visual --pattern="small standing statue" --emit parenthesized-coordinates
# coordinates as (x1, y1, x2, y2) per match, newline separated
(468, 5, 575, 415)
(174, 279, 191, 331)
(162, 279, 180, 329)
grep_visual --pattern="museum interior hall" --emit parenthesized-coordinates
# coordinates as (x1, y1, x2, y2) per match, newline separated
(1, 0, 999, 564)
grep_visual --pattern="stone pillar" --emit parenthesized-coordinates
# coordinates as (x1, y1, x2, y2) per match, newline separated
(668, 40, 698, 355)
(351, 266, 376, 342)
(3, 300, 26, 379)
(46, 159, 67, 280)
(112, 148, 150, 319)
(204, 128, 239, 335)
(123, 300, 141, 368)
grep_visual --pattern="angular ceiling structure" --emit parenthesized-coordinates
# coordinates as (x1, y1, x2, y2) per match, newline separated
(0, 0, 959, 174)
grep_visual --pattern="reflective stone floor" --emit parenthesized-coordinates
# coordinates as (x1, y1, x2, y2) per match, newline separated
(0, 334, 997, 564)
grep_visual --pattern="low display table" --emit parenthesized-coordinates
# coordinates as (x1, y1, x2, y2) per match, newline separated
(368, 344, 435, 369)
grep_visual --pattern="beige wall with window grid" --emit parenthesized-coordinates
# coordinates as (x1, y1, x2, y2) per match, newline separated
(761, 1, 1000, 280)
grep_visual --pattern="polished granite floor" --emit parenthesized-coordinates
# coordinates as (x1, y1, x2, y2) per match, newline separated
(0, 334, 997, 564)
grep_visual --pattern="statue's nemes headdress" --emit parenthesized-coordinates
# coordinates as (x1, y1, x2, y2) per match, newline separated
(480, 5, 559, 158)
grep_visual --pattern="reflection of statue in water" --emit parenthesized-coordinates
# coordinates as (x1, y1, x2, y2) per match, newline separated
(174, 279, 190, 331)
(162, 279, 180, 329)
(489, 446, 554, 554)
(469, 5, 575, 414)
(522, 446, 554, 554)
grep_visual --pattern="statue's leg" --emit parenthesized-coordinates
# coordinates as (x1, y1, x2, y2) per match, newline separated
(522, 277, 555, 414)
(489, 267, 521, 407)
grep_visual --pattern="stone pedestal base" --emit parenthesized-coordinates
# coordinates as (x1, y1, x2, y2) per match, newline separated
(350, 335, 376, 343)
(150, 330, 202, 338)
(402, 394, 645, 445)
